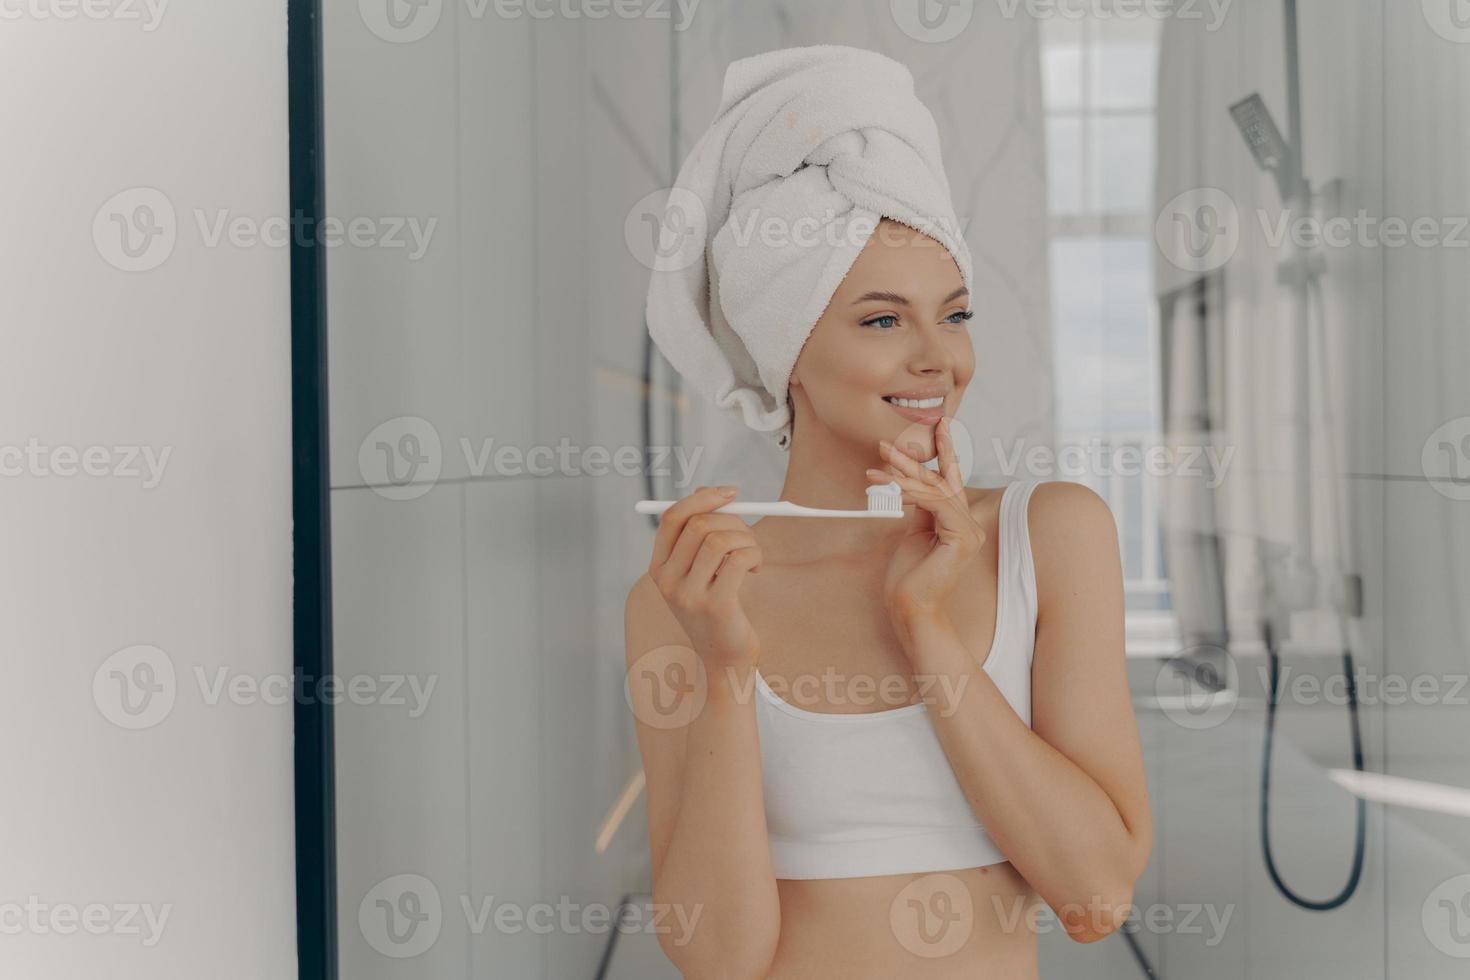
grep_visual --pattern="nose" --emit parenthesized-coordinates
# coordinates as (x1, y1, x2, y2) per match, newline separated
(908, 321, 955, 377)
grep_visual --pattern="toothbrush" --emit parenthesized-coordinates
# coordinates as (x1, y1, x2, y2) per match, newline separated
(634, 481, 905, 519)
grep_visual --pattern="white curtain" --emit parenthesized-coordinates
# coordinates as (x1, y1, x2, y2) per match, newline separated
(1152, 2, 1366, 653)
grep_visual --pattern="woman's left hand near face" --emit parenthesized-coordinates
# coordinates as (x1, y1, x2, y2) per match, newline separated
(867, 417, 986, 629)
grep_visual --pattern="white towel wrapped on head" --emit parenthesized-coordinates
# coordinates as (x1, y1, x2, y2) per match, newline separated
(644, 44, 973, 450)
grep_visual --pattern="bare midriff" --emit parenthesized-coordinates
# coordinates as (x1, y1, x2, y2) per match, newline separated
(765, 862, 1041, 979)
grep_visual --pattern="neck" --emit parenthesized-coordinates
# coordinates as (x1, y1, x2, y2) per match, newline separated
(766, 420, 928, 560)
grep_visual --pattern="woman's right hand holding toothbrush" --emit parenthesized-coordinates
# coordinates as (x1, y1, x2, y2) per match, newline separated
(630, 485, 781, 979)
(647, 484, 764, 670)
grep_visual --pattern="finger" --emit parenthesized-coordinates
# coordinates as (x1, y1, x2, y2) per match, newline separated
(935, 418, 965, 498)
(648, 486, 736, 573)
(686, 529, 756, 591)
(895, 449, 961, 510)
(879, 440, 942, 489)
(709, 546, 761, 603)
(665, 510, 747, 583)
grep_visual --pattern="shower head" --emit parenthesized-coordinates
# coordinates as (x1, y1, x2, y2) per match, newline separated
(1229, 93, 1295, 201)
(1229, 94, 1287, 170)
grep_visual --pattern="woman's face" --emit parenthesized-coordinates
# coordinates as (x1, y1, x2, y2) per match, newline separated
(787, 218, 974, 462)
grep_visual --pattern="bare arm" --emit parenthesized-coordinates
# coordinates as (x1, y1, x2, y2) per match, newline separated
(624, 486, 780, 979)
(895, 480, 1152, 942)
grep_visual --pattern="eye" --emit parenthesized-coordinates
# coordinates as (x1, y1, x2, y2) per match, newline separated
(947, 309, 975, 325)
(860, 314, 900, 330)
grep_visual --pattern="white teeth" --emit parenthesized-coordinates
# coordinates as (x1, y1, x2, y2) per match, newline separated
(886, 396, 944, 409)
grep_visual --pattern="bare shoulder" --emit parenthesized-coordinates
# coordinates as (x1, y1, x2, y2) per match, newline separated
(1027, 479, 1117, 538)
(623, 572, 690, 671)
(1024, 480, 1122, 612)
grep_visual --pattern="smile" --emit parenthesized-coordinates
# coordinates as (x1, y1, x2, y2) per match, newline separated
(881, 393, 947, 423)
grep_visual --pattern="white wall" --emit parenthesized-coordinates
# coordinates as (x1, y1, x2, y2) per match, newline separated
(0, 4, 297, 980)
(1381, 4, 1470, 975)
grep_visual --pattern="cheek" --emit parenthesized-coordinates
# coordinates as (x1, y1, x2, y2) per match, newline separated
(800, 355, 896, 433)
(952, 335, 977, 387)
(813, 339, 894, 399)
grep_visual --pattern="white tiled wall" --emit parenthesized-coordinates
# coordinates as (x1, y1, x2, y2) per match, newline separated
(324, 7, 660, 980)
(332, 485, 472, 979)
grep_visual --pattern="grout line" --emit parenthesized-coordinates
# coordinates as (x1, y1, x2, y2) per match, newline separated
(529, 21, 548, 979)
(1378, 9, 1390, 978)
(459, 481, 473, 979)
(451, 1, 471, 974)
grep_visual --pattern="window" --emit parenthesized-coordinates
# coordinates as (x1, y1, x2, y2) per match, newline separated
(1041, 12, 1177, 649)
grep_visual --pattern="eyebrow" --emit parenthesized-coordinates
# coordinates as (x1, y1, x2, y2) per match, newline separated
(851, 287, 969, 307)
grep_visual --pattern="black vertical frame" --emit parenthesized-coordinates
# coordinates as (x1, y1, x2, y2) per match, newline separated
(288, 0, 337, 978)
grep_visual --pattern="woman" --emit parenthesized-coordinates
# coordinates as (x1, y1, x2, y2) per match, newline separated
(626, 46, 1151, 979)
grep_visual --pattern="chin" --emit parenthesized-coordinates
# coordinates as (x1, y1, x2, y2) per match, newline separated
(881, 419, 940, 462)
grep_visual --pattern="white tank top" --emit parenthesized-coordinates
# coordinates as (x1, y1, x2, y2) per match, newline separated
(753, 479, 1041, 880)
